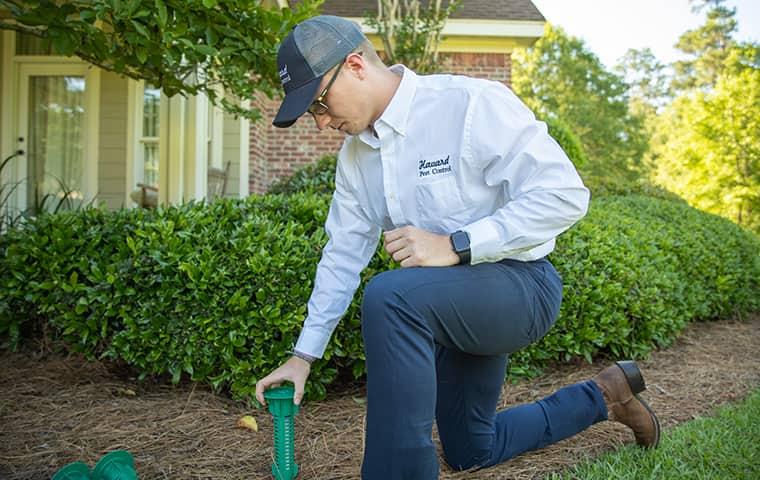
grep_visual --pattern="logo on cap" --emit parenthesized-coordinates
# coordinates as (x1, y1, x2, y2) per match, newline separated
(279, 65, 291, 86)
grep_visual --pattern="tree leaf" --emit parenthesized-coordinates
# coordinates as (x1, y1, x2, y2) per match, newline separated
(155, 0, 168, 27)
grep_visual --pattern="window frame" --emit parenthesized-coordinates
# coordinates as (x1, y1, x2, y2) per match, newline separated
(127, 79, 166, 205)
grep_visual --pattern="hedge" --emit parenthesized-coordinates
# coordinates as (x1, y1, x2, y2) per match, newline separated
(1, 194, 758, 402)
(268, 155, 337, 195)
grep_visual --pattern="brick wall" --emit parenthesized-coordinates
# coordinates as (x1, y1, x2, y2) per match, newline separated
(439, 52, 512, 85)
(248, 52, 512, 193)
(248, 93, 270, 195)
(247, 93, 345, 193)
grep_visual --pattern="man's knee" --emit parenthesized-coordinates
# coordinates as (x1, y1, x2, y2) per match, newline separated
(361, 270, 401, 318)
(361, 269, 431, 345)
(360, 270, 408, 342)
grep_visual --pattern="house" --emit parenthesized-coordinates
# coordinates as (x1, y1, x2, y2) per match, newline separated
(0, 1, 544, 214)
(0, 2, 274, 214)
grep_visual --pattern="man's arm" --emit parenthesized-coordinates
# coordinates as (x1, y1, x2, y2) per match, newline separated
(256, 151, 380, 405)
(461, 83, 590, 263)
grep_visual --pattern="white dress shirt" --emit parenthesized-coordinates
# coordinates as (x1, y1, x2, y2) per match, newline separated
(295, 65, 590, 358)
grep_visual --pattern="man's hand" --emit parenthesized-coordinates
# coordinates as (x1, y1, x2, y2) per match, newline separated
(383, 226, 459, 268)
(255, 356, 311, 406)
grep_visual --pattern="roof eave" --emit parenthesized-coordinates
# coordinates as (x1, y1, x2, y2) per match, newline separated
(348, 17, 545, 39)
(348, 17, 545, 53)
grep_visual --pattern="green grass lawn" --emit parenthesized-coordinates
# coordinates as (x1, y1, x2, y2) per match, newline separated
(548, 388, 760, 480)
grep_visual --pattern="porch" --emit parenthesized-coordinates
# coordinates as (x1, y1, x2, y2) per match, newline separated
(0, 31, 251, 217)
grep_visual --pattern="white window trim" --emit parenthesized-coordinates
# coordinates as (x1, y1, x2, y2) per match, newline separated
(126, 79, 167, 206)
(191, 92, 209, 200)
(1, 31, 16, 214)
(127, 80, 234, 205)
(192, 90, 225, 201)
(208, 99, 224, 170)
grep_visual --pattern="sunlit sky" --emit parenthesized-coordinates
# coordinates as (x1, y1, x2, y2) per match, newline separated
(530, 0, 760, 68)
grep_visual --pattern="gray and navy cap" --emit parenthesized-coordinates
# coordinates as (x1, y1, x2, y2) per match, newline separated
(273, 15, 366, 128)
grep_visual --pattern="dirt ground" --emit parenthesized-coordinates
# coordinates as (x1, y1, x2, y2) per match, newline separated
(1, 315, 758, 480)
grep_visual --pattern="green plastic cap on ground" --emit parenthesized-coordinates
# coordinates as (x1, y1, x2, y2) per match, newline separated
(264, 385, 299, 480)
(91, 450, 137, 480)
(52, 461, 92, 480)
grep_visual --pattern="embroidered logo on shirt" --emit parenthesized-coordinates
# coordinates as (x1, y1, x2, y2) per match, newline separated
(419, 154, 452, 178)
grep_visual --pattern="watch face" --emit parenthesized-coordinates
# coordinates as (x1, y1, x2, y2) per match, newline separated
(452, 231, 470, 252)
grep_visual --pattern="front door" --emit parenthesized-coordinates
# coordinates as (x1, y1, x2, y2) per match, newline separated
(18, 64, 90, 213)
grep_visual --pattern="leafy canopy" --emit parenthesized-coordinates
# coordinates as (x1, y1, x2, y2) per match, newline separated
(672, 0, 739, 92)
(615, 47, 671, 116)
(639, 1, 760, 234)
(650, 60, 760, 234)
(364, 0, 461, 73)
(512, 24, 648, 181)
(0, 0, 322, 120)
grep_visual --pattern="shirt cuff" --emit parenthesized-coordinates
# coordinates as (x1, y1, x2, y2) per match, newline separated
(294, 325, 330, 359)
(461, 217, 502, 264)
(290, 349, 317, 363)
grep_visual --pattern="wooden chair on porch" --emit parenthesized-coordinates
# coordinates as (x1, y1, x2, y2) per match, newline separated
(129, 161, 230, 208)
(207, 161, 231, 201)
(129, 183, 158, 208)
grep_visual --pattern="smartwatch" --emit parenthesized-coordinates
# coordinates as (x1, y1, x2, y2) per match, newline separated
(449, 230, 471, 265)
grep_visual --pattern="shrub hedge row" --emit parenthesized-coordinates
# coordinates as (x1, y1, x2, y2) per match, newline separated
(1, 194, 758, 401)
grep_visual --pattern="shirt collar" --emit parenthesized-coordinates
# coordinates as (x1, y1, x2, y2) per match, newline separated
(374, 64, 416, 138)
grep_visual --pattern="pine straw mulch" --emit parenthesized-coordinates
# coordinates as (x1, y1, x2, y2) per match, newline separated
(1, 315, 759, 480)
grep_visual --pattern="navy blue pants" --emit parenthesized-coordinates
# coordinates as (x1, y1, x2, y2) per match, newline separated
(360, 258, 608, 479)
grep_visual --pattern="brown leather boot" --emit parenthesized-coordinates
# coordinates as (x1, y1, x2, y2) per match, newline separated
(592, 360, 661, 448)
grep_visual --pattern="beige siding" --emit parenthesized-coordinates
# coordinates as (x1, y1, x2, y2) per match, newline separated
(0, 52, 3, 147)
(0, 32, 11, 203)
(0, 33, 5, 165)
(97, 72, 128, 209)
(223, 112, 241, 198)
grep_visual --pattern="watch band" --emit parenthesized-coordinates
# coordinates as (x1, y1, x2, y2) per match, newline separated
(456, 246, 471, 265)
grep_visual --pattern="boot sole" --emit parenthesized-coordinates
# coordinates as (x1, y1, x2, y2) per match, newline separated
(615, 360, 661, 448)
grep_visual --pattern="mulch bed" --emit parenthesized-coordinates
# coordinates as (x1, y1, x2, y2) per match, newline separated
(1, 314, 758, 479)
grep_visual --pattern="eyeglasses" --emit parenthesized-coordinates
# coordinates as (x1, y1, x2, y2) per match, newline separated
(307, 52, 362, 116)
(307, 61, 344, 116)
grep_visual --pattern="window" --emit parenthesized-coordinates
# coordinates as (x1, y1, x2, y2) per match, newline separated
(26, 75, 86, 210)
(13, 33, 96, 214)
(140, 84, 160, 188)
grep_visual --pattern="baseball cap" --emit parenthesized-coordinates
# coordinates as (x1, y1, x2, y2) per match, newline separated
(273, 15, 366, 128)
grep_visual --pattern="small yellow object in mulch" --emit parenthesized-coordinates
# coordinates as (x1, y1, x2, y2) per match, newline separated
(237, 415, 258, 432)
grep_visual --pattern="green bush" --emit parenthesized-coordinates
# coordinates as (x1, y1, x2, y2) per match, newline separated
(544, 115, 587, 169)
(0, 194, 339, 401)
(579, 170, 681, 201)
(1, 194, 758, 401)
(267, 155, 337, 195)
(511, 195, 760, 374)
